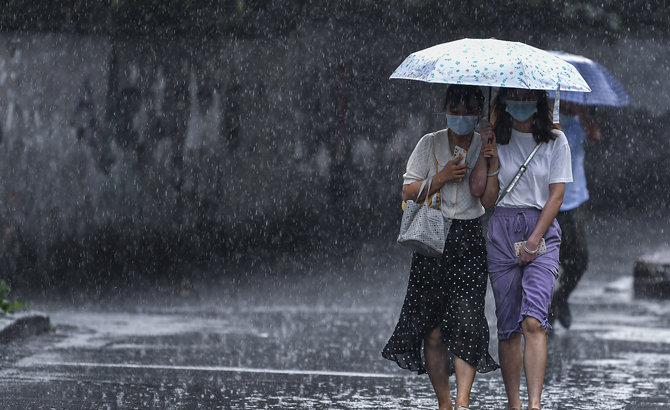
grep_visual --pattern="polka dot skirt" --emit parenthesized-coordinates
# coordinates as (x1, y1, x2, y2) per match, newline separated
(382, 218, 499, 375)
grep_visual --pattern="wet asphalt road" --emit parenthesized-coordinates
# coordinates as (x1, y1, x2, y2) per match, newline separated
(1, 209, 670, 409)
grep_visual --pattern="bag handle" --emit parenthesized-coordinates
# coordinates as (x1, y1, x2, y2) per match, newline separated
(401, 133, 443, 210)
(428, 135, 441, 210)
(416, 177, 433, 205)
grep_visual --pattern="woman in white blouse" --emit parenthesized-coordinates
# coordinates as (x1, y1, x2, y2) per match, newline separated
(479, 88, 572, 410)
(383, 85, 499, 410)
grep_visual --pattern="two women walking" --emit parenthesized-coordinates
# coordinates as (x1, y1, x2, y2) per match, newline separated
(384, 85, 571, 410)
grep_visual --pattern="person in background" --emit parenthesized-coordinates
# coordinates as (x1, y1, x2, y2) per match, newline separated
(383, 85, 499, 410)
(480, 88, 572, 410)
(550, 101, 601, 329)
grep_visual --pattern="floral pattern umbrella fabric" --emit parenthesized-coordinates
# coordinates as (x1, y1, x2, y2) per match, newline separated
(391, 38, 591, 93)
(545, 50, 632, 106)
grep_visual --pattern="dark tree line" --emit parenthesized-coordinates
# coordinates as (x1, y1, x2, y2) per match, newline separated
(0, 0, 668, 38)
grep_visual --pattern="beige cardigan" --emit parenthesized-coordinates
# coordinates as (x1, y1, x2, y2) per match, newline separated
(403, 129, 485, 220)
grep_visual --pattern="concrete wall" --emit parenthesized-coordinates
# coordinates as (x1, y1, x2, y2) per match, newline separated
(0, 25, 667, 287)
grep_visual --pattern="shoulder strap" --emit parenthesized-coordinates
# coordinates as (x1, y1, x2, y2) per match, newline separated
(428, 133, 441, 210)
(401, 133, 443, 210)
(495, 142, 543, 207)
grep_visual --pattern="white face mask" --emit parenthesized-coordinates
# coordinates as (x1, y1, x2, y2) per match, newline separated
(446, 114, 479, 136)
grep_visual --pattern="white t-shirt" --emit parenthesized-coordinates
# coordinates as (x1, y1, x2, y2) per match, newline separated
(403, 129, 485, 220)
(497, 128, 573, 209)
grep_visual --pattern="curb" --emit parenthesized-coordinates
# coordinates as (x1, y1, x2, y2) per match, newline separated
(0, 312, 51, 344)
(634, 252, 670, 299)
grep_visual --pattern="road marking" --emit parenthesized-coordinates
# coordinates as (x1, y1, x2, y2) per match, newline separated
(24, 361, 407, 379)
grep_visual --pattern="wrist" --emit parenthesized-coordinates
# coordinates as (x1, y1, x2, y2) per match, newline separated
(523, 241, 539, 254)
(434, 172, 446, 186)
(525, 237, 540, 250)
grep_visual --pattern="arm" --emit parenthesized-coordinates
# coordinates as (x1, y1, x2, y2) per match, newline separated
(573, 105, 601, 142)
(469, 151, 488, 197)
(519, 183, 565, 264)
(470, 124, 494, 197)
(479, 132, 500, 208)
(402, 158, 468, 202)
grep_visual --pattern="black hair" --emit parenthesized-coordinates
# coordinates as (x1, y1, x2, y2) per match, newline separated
(442, 85, 485, 113)
(491, 88, 560, 145)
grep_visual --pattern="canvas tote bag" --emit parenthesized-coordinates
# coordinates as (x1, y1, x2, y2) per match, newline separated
(397, 153, 452, 257)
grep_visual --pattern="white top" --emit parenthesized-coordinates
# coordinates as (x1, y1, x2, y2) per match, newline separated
(403, 129, 485, 220)
(497, 128, 573, 209)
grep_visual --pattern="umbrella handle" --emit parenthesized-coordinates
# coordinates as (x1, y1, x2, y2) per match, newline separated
(487, 87, 492, 120)
(552, 85, 560, 124)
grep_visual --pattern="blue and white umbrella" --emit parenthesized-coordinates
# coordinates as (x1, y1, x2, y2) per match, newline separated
(390, 38, 591, 92)
(546, 51, 632, 107)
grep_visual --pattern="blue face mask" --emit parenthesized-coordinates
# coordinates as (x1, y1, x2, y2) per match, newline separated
(446, 115, 479, 136)
(505, 100, 538, 122)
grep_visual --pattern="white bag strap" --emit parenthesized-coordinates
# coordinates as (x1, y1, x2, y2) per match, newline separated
(416, 177, 433, 205)
(428, 133, 441, 209)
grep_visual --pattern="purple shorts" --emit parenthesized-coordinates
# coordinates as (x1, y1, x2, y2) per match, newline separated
(487, 207, 561, 340)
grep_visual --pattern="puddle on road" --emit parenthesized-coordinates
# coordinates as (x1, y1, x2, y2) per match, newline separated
(5, 352, 667, 410)
(595, 326, 670, 344)
(6, 252, 670, 408)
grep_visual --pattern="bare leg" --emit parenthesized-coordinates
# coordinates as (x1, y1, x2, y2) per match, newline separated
(498, 333, 523, 410)
(454, 355, 476, 408)
(424, 327, 453, 410)
(522, 317, 546, 409)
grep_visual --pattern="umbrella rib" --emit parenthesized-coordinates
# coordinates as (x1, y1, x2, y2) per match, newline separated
(511, 43, 534, 90)
(516, 54, 533, 90)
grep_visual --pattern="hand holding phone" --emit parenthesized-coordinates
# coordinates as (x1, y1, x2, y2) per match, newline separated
(514, 238, 547, 257)
(453, 145, 467, 165)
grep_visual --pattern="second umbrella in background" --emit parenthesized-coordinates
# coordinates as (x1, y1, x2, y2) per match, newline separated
(546, 50, 633, 329)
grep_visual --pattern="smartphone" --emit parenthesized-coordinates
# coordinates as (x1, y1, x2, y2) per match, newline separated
(453, 145, 467, 165)
(514, 238, 547, 257)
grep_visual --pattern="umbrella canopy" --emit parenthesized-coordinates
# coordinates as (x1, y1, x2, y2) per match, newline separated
(546, 51, 633, 107)
(391, 38, 591, 92)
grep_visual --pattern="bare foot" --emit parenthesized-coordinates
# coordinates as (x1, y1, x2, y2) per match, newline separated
(438, 401, 453, 410)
